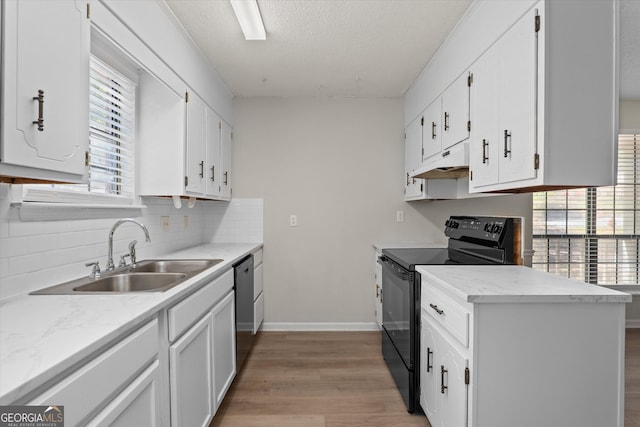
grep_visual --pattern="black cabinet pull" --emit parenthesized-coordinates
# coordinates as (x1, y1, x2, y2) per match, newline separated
(430, 303, 444, 315)
(444, 112, 450, 131)
(427, 347, 433, 372)
(199, 161, 204, 178)
(504, 130, 512, 157)
(431, 121, 436, 139)
(482, 139, 489, 164)
(33, 90, 44, 131)
(441, 365, 448, 394)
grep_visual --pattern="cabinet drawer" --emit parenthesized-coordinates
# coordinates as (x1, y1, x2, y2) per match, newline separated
(253, 248, 263, 267)
(254, 263, 263, 300)
(254, 291, 264, 333)
(29, 319, 159, 427)
(168, 269, 234, 342)
(422, 284, 469, 347)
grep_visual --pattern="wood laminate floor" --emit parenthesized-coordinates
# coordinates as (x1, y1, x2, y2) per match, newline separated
(211, 329, 640, 427)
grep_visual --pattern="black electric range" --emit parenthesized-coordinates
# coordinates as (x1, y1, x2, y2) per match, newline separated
(379, 216, 522, 413)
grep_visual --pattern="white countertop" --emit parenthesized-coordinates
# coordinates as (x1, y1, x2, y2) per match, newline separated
(416, 265, 632, 304)
(0, 242, 262, 404)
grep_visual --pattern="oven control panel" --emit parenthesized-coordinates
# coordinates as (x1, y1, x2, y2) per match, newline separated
(444, 216, 513, 243)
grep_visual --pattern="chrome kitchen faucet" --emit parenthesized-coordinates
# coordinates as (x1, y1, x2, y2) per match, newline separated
(106, 219, 151, 271)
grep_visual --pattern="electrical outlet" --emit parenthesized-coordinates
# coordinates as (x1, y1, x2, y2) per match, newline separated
(396, 210, 405, 223)
(183, 215, 189, 229)
(161, 216, 170, 232)
(290, 214, 297, 227)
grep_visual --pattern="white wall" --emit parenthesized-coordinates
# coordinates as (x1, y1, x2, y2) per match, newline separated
(232, 97, 532, 327)
(0, 190, 263, 299)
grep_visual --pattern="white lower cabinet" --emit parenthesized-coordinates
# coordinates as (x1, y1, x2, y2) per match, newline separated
(167, 269, 236, 425)
(170, 313, 215, 427)
(87, 361, 162, 427)
(419, 271, 626, 427)
(420, 309, 469, 427)
(253, 249, 264, 333)
(212, 292, 236, 409)
(28, 319, 160, 426)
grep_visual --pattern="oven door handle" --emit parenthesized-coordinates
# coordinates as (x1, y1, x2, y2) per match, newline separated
(379, 256, 410, 281)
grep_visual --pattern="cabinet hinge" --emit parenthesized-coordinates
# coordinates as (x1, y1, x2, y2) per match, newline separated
(535, 14, 540, 33)
(85, 151, 89, 167)
(467, 120, 471, 132)
(185, 92, 189, 103)
(86, 3, 91, 19)
(184, 176, 188, 187)
(467, 73, 473, 87)
(421, 116, 424, 126)
(534, 153, 540, 170)
(465, 367, 470, 385)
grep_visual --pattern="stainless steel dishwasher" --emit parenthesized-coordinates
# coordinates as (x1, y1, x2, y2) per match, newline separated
(233, 255, 254, 370)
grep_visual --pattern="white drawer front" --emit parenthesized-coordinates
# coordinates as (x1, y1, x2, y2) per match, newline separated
(253, 248, 263, 267)
(254, 263, 263, 300)
(168, 269, 234, 342)
(253, 291, 264, 334)
(29, 319, 159, 426)
(422, 284, 469, 347)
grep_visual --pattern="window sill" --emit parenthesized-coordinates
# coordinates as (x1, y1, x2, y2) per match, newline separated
(11, 202, 147, 222)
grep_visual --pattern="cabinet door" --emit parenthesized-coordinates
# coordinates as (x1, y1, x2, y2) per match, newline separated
(441, 72, 471, 150)
(212, 291, 236, 410)
(469, 44, 500, 188)
(205, 109, 221, 197)
(496, 8, 538, 184)
(374, 253, 383, 328)
(219, 121, 233, 200)
(422, 99, 442, 162)
(2, 0, 89, 175)
(420, 317, 440, 422)
(437, 332, 468, 427)
(170, 313, 214, 427)
(87, 361, 162, 427)
(185, 91, 207, 195)
(404, 117, 424, 199)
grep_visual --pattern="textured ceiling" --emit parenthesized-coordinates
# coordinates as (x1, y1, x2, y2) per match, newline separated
(164, 0, 472, 98)
(164, 0, 640, 100)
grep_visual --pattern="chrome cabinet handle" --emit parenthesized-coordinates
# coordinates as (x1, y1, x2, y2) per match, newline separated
(430, 303, 444, 315)
(427, 348, 433, 373)
(210, 165, 215, 181)
(441, 365, 448, 394)
(444, 112, 450, 131)
(482, 139, 489, 164)
(33, 90, 44, 131)
(504, 130, 512, 158)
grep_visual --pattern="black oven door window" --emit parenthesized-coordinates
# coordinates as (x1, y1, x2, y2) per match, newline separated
(381, 260, 412, 367)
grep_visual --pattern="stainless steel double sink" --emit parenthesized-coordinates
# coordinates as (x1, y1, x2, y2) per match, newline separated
(31, 259, 223, 295)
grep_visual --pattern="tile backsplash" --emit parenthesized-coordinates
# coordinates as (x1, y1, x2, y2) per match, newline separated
(0, 184, 263, 299)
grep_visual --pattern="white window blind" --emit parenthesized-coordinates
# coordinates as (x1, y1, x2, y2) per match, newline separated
(30, 55, 137, 204)
(532, 134, 639, 285)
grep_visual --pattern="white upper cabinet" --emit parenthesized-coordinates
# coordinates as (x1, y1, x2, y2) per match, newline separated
(422, 100, 442, 162)
(1, 0, 90, 182)
(404, 117, 425, 200)
(138, 77, 232, 202)
(441, 72, 471, 151)
(185, 91, 208, 196)
(218, 121, 233, 201)
(468, 0, 617, 193)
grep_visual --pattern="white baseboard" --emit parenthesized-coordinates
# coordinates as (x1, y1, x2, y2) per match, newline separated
(627, 319, 640, 328)
(261, 322, 380, 332)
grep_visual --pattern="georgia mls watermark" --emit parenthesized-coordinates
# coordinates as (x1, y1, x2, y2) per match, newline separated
(0, 406, 64, 427)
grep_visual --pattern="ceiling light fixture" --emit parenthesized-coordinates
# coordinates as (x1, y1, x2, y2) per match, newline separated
(229, 0, 266, 41)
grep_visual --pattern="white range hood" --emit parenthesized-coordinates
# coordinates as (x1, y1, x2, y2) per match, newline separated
(410, 142, 469, 180)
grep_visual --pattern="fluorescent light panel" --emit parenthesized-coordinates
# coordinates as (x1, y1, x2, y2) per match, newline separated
(230, 0, 266, 40)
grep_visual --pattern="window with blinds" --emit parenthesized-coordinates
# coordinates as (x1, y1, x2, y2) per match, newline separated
(532, 134, 639, 285)
(26, 55, 136, 204)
